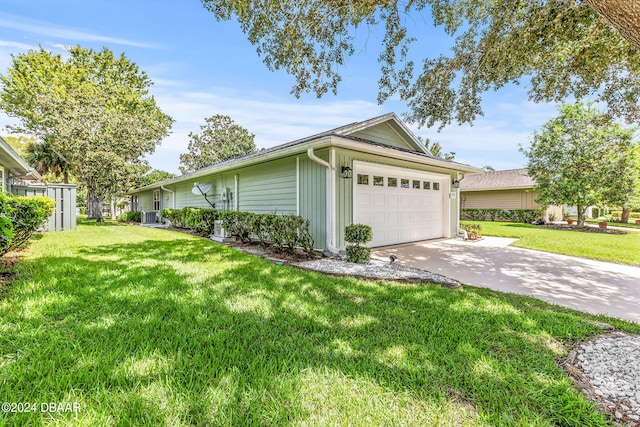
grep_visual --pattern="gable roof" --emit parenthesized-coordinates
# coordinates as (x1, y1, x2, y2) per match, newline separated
(459, 168, 535, 191)
(0, 136, 40, 179)
(132, 113, 479, 192)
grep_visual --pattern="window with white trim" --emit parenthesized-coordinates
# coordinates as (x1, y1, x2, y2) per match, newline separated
(153, 190, 160, 211)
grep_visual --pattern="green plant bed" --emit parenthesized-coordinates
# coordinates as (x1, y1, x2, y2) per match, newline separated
(1, 221, 638, 425)
(464, 221, 640, 266)
(585, 219, 640, 230)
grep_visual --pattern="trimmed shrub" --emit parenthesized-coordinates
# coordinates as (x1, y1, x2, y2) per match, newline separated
(219, 211, 255, 243)
(345, 245, 371, 264)
(462, 208, 541, 223)
(344, 223, 373, 264)
(0, 214, 13, 255)
(218, 211, 315, 256)
(117, 211, 142, 223)
(161, 207, 218, 234)
(0, 194, 55, 256)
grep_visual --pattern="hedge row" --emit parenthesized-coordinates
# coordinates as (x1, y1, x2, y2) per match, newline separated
(160, 207, 218, 234)
(462, 208, 541, 223)
(0, 194, 55, 256)
(219, 211, 315, 257)
(116, 211, 142, 223)
(159, 207, 315, 257)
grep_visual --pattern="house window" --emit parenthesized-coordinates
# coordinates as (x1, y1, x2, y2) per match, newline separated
(388, 177, 397, 187)
(153, 190, 160, 210)
(357, 174, 369, 185)
(412, 180, 420, 189)
(433, 182, 440, 190)
(423, 181, 431, 190)
(373, 176, 384, 186)
(131, 195, 139, 212)
(401, 179, 409, 188)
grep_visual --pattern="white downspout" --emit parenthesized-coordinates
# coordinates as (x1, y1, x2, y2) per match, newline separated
(234, 174, 239, 211)
(307, 147, 339, 253)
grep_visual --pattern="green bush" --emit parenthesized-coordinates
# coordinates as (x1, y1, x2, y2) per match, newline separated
(345, 245, 371, 264)
(161, 207, 218, 234)
(344, 224, 373, 245)
(0, 194, 55, 256)
(462, 208, 541, 223)
(344, 224, 373, 264)
(116, 211, 142, 223)
(201, 210, 315, 256)
(0, 214, 13, 255)
(219, 211, 255, 243)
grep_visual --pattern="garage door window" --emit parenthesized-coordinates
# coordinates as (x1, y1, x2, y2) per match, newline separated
(412, 180, 420, 189)
(423, 181, 431, 190)
(388, 177, 397, 187)
(401, 179, 409, 188)
(357, 174, 369, 185)
(433, 182, 440, 190)
(373, 176, 384, 186)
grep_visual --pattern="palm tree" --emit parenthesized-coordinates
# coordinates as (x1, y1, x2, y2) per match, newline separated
(24, 138, 72, 183)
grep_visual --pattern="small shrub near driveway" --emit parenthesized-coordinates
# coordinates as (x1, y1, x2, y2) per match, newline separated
(345, 223, 372, 263)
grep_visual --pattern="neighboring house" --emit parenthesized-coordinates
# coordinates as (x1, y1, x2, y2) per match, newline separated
(0, 136, 76, 231)
(129, 113, 481, 252)
(459, 168, 563, 220)
(0, 136, 40, 192)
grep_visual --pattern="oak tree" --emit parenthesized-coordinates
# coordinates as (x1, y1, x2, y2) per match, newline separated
(0, 46, 173, 221)
(202, 0, 640, 129)
(179, 115, 256, 174)
(522, 103, 638, 227)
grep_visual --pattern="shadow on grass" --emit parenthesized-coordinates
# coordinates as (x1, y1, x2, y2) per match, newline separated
(1, 224, 631, 425)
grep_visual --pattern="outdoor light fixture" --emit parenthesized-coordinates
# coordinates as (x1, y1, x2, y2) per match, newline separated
(452, 179, 460, 189)
(341, 166, 353, 179)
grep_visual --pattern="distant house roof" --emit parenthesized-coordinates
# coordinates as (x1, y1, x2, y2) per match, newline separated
(131, 112, 481, 193)
(0, 136, 40, 180)
(459, 168, 535, 191)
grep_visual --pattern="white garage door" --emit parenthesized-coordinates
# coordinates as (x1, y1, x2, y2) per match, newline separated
(353, 162, 448, 247)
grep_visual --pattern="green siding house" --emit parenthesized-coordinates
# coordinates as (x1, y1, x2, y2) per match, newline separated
(129, 113, 480, 252)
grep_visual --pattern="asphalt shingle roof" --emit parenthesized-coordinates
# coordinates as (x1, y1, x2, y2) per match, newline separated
(460, 168, 534, 190)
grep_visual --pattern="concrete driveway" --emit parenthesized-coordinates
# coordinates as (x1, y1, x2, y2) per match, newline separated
(373, 237, 640, 324)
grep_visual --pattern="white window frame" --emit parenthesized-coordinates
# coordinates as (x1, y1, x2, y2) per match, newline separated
(152, 190, 160, 211)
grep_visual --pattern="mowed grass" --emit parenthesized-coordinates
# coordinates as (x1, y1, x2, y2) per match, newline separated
(465, 221, 640, 266)
(1, 220, 638, 426)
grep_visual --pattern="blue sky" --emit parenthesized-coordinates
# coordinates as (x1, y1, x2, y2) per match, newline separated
(0, 0, 560, 175)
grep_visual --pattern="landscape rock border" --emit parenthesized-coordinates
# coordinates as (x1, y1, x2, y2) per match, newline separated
(562, 331, 640, 427)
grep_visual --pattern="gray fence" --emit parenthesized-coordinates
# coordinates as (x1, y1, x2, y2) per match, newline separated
(12, 184, 77, 231)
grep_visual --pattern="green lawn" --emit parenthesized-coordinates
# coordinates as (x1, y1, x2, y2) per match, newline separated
(585, 219, 640, 230)
(465, 221, 640, 266)
(1, 220, 638, 426)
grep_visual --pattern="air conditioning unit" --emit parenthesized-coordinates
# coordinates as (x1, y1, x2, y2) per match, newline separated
(211, 219, 233, 242)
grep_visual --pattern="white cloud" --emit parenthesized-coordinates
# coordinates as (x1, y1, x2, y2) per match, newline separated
(147, 88, 385, 174)
(0, 14, 158, 49)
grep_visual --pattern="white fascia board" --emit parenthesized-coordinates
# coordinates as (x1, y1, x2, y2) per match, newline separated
(129, 136, 334, 193)
(129, 134, 481, 194)
(460, 186, 534, 192)
(326, 136, 482, 174)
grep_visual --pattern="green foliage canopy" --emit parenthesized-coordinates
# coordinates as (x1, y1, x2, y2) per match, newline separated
(202, 0, 640, 129)
(179, 115, 256, 174)
(0, 46, 174, 221)
(521, 103, 638, 227)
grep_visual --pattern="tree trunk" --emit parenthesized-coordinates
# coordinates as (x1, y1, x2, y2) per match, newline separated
(577, 204, 586, 227)
(86, 190, 103, 222)
(584, 0, 640, 50)
(110, 199, 117, 220)
(621, 206, 630, 223)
